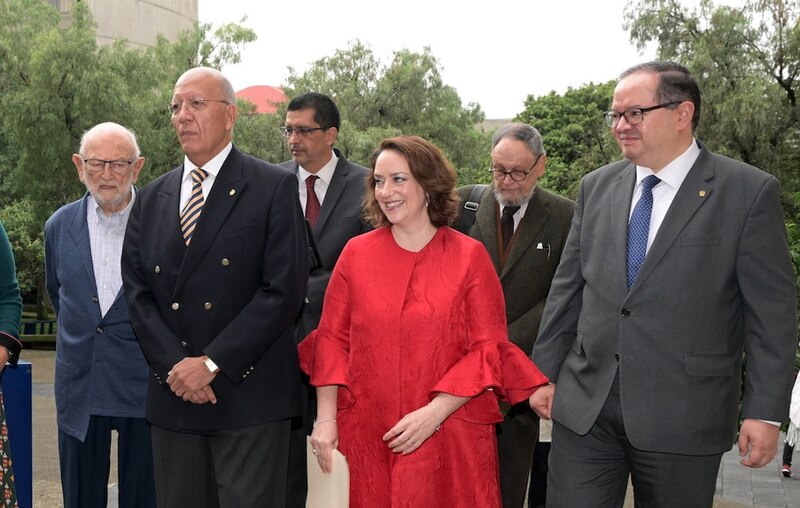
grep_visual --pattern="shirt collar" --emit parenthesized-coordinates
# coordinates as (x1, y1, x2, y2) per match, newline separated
(182, 142, 233, 181)
(635, 138, 700, 190)
(298, 150, 338, 185)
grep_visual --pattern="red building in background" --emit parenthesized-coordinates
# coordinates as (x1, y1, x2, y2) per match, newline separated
(236, 85, 288, 114)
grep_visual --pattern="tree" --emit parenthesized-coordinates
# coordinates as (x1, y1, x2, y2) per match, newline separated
(624, 0, 800, 200)
(281, 41, 492, 180)
(0, 200, 46, 317)
(0, 0, 256, 312)
(516, 82, 621, 197)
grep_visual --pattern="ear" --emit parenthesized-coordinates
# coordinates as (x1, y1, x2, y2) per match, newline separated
(325, 127, 338, 148)
(676, 101, 695, 131)
(72, 154, 86, 182)
(131, 157, 145, 184)
(535, 155, 548, 178)
(225, 103, 238, 131)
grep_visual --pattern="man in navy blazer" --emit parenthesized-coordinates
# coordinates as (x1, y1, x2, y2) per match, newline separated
(45, 122, 155, 507)
(122, 67, 308, 507)
(279, 92, 371, 508)
(530, 62, 798, 507)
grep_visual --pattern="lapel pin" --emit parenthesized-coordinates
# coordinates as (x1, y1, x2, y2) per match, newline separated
(699, 190, 706, 197)
(229, 189, 236, 196)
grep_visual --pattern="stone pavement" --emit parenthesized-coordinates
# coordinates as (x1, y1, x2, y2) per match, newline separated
(20, 348, 800, 507)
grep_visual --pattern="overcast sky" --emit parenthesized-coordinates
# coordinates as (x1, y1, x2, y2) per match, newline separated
(198, 0, 741, 119)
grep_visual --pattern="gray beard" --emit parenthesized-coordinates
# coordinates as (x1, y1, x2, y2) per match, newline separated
(493, 185, 536, 207)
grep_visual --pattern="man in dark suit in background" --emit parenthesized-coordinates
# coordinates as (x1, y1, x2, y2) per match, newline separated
(530, 61, 797, 507)
(46, 122, 155, 507)
(456, 123, 574, 508)
(279, 92, 370, 508)
(122, 67, 308, 508)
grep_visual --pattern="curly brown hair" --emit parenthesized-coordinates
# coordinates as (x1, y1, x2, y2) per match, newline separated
(363, 136, 460, 228)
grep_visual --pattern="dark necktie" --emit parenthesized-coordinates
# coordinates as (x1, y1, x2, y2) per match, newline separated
(305, 175, 321, 228)
(180, 167, 209, 246)
(501, 206, 520, 251)
(627, 175, 661, 288)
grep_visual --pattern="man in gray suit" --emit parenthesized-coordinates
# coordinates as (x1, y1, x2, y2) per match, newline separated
(279, 92, 371, 508)
(530, 61, 797, 507)
(456, 123, 574, 508)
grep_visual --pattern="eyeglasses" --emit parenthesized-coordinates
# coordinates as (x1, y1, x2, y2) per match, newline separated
(169, 98, 230, 116)
(603, 101, 680, 127)
(280, 126, 327, 138)
(82, 158, 134, 175)
(489, 154, 543, 182)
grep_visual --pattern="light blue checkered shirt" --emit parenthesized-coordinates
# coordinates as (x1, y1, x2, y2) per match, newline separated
(86, 189, 136, 316)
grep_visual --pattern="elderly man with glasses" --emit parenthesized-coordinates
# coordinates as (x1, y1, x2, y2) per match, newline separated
(455, 123, 574, 508)
(45, 122, 155, 507)
(530, 61, 797, 508)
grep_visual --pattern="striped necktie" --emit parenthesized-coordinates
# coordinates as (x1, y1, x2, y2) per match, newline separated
(180, 167, 210, 245)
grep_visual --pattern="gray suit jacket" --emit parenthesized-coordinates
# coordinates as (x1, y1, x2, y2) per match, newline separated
(281, 149, 371, 340)
(457, 184, 574, 356)
(533, 145, 797, 455)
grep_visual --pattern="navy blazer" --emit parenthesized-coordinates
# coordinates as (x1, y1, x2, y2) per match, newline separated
(45, 193, 149, 442)
(280, 149, 371, 339)
(122, 146, 309, 432)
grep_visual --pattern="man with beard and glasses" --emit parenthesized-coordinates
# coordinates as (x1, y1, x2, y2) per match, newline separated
(455, 123, 574, 508)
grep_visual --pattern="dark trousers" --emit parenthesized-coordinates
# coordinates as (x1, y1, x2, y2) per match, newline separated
(528, 440, 550, 508)
(496, 403, 539, 508)
(286, 377, 315, 508)
(783, 442, 795, 465)
(547, 376, 722, 508)
(151, 419, 291, 508)
(58, 415, 156, 508)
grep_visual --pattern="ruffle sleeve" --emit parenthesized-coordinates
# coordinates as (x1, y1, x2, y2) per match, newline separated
(430, 340, 548, 424)
(298, 329, 356, 409)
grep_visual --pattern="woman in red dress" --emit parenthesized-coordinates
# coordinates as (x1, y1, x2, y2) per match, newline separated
(300, 136, 548, 507)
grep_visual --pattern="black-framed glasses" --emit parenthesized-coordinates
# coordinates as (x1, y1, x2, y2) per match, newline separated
(603, 101, 680, 127)
(82, 158, 134, 175)
(169, 98, 230, 116)
(489, 154, 543, 182)
(280, 126, 327, 138)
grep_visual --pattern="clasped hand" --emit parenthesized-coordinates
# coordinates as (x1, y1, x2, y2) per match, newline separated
(166, 356, 217, 404)
(383, 403, 440, 455)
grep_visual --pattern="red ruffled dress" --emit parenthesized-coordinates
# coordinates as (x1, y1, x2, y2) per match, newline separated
(299, 226, 548, 507)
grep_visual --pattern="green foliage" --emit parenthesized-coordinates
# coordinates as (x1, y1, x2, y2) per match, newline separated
(0, 0, 256, 309)
(280, 40, 491, 172)
(516, 82, 621, 198)
(0, 200, 44, 300)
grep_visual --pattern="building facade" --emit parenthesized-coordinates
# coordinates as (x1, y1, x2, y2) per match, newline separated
(50, 0, 198, 48)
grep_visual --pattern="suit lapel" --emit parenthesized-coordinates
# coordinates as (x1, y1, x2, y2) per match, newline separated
(67, 194, 98, 291)
(475, 184, 501, 272)
(630, 150, 715, 293)
(501, 190, 547, 279)
(157, 168, 186, 265)
(611, 162, 637, 291)
(315, 156, 349, 232)
(174, 148, 247, 293)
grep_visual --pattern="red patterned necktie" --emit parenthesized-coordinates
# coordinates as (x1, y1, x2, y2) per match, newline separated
(305, 175, 321, 228)
(180, 167, 209, 245)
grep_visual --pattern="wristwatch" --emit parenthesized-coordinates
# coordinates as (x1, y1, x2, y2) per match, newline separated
(204, 356, 220, 374)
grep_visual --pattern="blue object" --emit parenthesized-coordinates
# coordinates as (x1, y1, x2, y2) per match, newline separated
(2, 360, 32, 508)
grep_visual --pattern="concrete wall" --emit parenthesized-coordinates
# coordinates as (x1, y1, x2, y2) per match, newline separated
(54, 0, 198, 48)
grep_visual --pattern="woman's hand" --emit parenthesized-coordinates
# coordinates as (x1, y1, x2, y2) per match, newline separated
(0, 346, 9, 373)
(310, 419, 339, 474)
(383, 403, 440, 455)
